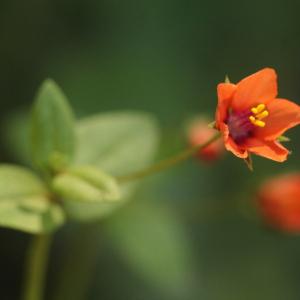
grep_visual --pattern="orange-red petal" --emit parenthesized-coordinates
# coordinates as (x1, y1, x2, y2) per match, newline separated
(258, 174, 300, 232)
(243, 138, 289, 162)
(255, 98, 300, 140)
(231, 68, 277, 111)
(188, 118, 224, 162)
(225, 137, 248, 158)
(220, 123, 248, 158)
(215, 83, 236, 128)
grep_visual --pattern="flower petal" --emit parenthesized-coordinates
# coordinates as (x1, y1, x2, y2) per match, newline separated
(244, 138, 289, 162)
(225, 137, 248, 158)
(220, 123, 248, 158)
(232, 68, 277, 111)
(215, 83, 236, 128)
(255, 98, 300, 140)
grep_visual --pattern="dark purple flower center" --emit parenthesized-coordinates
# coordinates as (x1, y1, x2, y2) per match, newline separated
(226, 110, 255, 144)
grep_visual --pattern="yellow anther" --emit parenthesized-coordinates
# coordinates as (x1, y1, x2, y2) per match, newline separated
(256, 110, 269, 120)
(256, 104, 266, 113)
(254, 120, 266, 127)
(251, 107, 258, 114)
(249, 116, 256, 123)
(249, 103, 269, 127)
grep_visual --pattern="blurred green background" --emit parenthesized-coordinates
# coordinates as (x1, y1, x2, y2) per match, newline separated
(1, 0, 300, 299)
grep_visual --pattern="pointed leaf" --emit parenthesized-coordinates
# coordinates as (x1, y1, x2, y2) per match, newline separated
(243, 154, 253, 171)
(30, 79, 75, 173)
(225, 75, 231, 83)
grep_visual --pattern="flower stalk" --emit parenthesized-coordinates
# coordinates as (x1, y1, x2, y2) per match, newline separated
(22, 234, 52, 300)
(117, 132, 221, 183)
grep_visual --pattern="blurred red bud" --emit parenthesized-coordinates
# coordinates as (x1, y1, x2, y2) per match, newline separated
(257, 173, 300, 233)
(187, 118, 224, 162)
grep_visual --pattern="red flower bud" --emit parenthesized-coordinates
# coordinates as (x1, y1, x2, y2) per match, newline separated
(257, 173, 300, 233)
(188, 119, 224, 162)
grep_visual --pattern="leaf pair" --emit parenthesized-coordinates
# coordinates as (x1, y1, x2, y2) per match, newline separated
(0, 80, 159, 233)
(0, 165, 63, 234)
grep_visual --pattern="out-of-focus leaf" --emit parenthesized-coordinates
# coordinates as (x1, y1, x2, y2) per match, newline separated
(74, 111, 159, 175)
(52, 165, 120, 203)
(1, 110, 31, 165)
(30, 79, 75, 173)
(0, 200, 64, 234)
(104, 199, 195, 298)
(0, 164, 45, 198)
(63, 111, 160, 221)
(0, 164, 64, 233)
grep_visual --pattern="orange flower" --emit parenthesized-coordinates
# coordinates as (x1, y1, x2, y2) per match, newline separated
(215, 68, 300, 162)
(188, 118, 224, 161)
(258, 173, 300, 233)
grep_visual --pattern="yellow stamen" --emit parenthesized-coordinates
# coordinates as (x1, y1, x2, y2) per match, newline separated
(254, 120, 266, 127)
(256, 110, 269, 120)
(251, 107, 258, 114)
(249, 103, 269, 127)
(249, 116, 256, 123)
(256, 104, 265, 113)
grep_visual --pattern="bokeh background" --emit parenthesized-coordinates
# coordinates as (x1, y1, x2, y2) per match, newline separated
(1, 0, 300, 299)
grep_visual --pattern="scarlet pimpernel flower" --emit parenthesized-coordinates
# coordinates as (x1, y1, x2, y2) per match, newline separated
(258, 173, 300, 233)
(215, 68, 300, 162)
(188, 118, 224, 161)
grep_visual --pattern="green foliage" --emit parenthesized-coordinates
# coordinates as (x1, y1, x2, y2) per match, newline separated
(63, 112, 160, 221)
(30, 79, 75, 174)
(0, 81, 160, 233)
(0, 165, 64, 234)
(105, 199, 195, 298)
(1, 110, 31, 166)
(52, 165, 120, 203)
(74, 111, 160, 175)
(277, 135, 290, 142)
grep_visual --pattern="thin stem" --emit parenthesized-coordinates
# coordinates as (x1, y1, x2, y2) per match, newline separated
(22, 234, 52, 300)
(117, 132, 221, 183)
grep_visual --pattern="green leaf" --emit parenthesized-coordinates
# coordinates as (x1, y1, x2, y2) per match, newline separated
(225, 74, 231, 83)
(63, 111, 160, 221)
(30, 79, 75, 173)
(0, 164, 65, 233)
(1, 110, 31, 166)
(104, 199, 195, 298)
(243, 154, 253, 171)
(277, 135, 290, 142)
(208, 121, 216, 129)
(0, 200, 64, 234)
(74, 111, 160, 175)
(0, 164, 46, 198)
(52, 166, 120, 203)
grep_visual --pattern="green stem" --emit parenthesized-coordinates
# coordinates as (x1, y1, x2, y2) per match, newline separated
(117, 132, 221, 183)
(22, 234, 52, 300)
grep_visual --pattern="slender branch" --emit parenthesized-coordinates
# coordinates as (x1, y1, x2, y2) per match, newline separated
(116, 132, 221, 183)
(22, 234, 52, 300)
